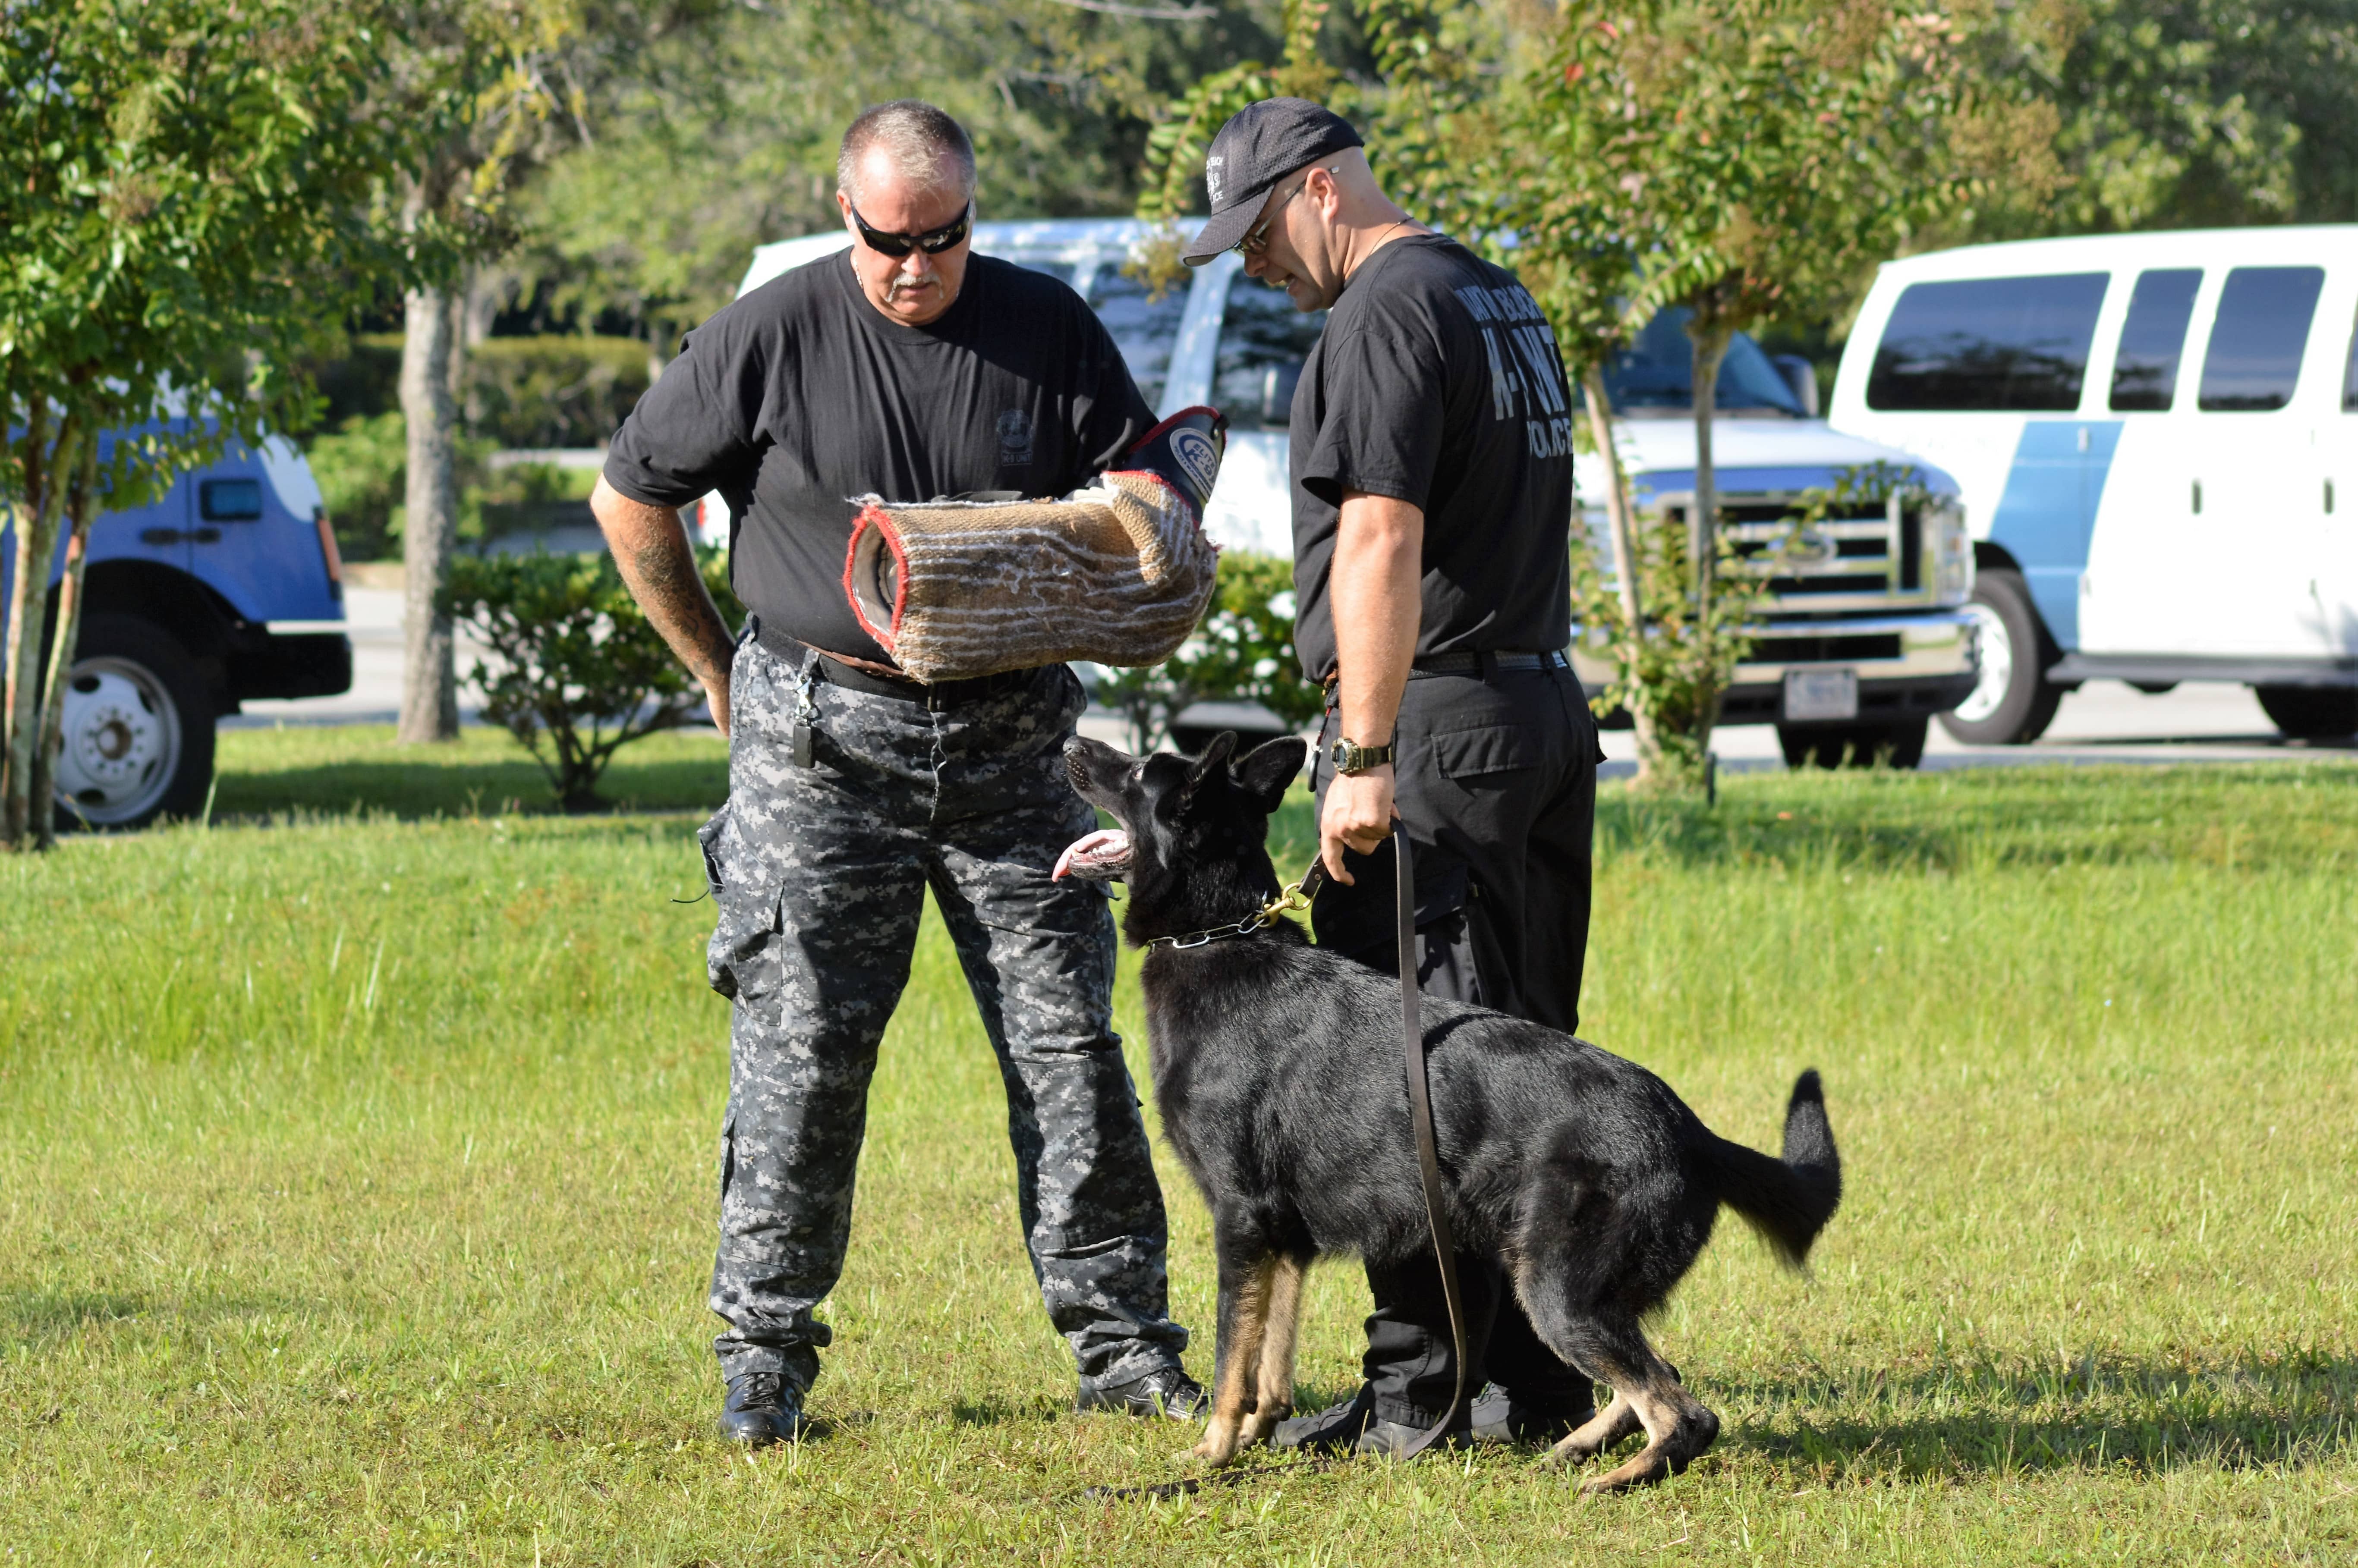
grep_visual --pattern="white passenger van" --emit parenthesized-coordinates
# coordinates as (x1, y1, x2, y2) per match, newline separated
(1832, 227, 2358, 742)
(722, 220, 1978, 760)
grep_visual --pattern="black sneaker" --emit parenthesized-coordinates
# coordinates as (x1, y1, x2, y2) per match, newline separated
(1271, 1383, 1470, 1456)
(1467, 1381, 1594, 1448)
(719, 1370, 806, 1447)
(1077, 1365, 1206, 1420)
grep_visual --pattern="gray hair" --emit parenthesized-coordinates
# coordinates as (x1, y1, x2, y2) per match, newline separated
(837, 100, 976, 205)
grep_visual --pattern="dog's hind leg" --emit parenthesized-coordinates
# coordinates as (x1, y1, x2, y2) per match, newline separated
(1194, 1242, 1276, 1466)
(1237, 1253, 1307, 1449)
(1520, 1260, 1718, 1491)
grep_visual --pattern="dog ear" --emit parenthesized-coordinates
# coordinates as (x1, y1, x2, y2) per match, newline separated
(1177, 731, 1237, 811)
(1231, 735, 1308, 814)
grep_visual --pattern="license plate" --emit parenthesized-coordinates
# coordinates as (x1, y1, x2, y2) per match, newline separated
(1783, 668, 1858, 723)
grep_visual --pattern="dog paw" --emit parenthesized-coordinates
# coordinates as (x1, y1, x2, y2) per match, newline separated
(1578, 1445, 1673, 1494)
(1191, 1426, 1242, 1466)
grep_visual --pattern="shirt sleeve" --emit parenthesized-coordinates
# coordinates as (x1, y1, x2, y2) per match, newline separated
(601, 305, 768, 508)
(1297, 313, 1447, 511)
(1067, 298, 1158, 477)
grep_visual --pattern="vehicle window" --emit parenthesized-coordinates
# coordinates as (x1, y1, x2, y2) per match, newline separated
(1086, 266, 1189, 409)
(1212, 276, 1326, 431)
(2345, 319, 2358, 412)
(199, 478, 264, 521)
(1601, 308, 1802, 415)
(2197, 266, 2324, 412)
(2108, 268, 2201, 412)
(1865, 273, 2108, 411)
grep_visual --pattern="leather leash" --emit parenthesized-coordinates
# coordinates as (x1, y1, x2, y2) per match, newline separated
(1389, 817, 1471, 1458)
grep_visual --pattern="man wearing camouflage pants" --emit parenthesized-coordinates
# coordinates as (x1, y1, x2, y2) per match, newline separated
(589, 100, 1198, 1445)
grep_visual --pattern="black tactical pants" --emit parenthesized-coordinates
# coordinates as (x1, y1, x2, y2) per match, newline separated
(1310, 656, 1604, 1427)
(697, 633, 1187, 1395)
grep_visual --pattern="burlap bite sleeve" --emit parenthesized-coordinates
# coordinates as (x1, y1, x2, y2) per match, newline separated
(842, 407, 1227, 682)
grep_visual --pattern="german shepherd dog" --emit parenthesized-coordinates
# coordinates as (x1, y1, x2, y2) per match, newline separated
(1057, 731, 1843, 1492)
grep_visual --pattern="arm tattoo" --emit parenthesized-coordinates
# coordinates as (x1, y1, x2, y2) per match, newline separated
(631, 538, 732, 684)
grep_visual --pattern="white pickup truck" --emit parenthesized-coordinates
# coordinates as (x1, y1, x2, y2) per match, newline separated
(719, 222, 1979, 764)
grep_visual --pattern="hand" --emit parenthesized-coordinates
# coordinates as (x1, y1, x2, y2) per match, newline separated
(704, 672, 732, 737)
(1319, 764, 1396, 884)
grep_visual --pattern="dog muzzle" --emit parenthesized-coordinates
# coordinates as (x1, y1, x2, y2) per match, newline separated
(842, 408, 1227, 683)
(1053, 828, 1132, 881)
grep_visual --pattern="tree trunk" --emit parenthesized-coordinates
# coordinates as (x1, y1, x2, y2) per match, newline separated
(399, 283, 462, 744)
(30, 434, 100, 849)
(1685, 318, 1735, 770)
(1578, 363, 1666, 786)
(3, 408, 78, 850)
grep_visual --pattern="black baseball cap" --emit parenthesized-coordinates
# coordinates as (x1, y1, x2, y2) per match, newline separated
(1181, 98, 1364, 266)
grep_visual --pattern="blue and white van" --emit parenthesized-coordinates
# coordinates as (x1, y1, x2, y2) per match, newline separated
(1832, 226, 2358, 742)
(728, 221, 1979, 761)
(0, 431, 350, 826)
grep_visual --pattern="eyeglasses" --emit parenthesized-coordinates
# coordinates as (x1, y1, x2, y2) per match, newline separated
(1237, 167, 1335, 256)
(851, 201, 973, 258)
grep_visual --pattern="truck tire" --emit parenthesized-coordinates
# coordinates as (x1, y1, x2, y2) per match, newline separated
(2254, 685, 2358, 741)
(1938, 566, 2062, 745)
(51, 613, 217, 830)
(1779, 718, 1928, 770)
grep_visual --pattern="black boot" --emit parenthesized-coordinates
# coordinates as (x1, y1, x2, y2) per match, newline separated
(1077, 1365, 1206, 1420)
(1467, 1381, 1595, 1448)
(1272, 1383, 1470, 1456)
(719, 1370, 805, 1447)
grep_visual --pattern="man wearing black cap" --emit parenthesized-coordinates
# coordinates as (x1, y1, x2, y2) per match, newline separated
(1183, 97, 1604, 1456)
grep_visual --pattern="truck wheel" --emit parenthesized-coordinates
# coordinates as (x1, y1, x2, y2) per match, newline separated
(2254, 685, 2358, 741)
(52, 613, 217, 830)
(1938, 567, 2062, 745)
(1779, 719, 1928, 770)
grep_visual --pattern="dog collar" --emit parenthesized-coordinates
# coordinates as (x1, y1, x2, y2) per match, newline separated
(1143, 860, 1325, 950)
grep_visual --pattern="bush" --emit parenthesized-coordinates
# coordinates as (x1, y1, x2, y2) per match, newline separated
(1096, 550, 1323, 752)
(443, 547, 741, 811)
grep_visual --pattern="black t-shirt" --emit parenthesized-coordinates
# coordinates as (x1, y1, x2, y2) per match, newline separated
(1289, 235, 1576, 681)
(604, 250, 1156, 665)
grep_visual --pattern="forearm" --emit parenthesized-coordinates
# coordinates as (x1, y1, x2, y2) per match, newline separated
(1331, 490, 1423, 746)
(592, 477, 735, 687)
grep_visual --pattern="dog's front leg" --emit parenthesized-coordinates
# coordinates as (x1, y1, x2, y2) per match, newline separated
(1193, 1243, 1276, 1466)
(1237, 1253, 1306, 1448)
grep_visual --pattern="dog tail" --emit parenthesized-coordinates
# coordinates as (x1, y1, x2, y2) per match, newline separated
(1698, 1069, 1842, 1271)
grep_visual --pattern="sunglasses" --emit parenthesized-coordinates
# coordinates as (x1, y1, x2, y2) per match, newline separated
(1237, 167, 1337, 256)
(851, 200, 973, 258)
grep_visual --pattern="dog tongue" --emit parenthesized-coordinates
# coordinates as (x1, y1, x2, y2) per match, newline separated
(1053, 828, 1132, 881)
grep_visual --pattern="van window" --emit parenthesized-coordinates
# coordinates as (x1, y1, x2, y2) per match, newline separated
(1600, 308, 1803, 415)
(199, 478, 264, 521)
(1213, 277, 1326, 431)
(1087, 267, 1190, 409)
(2197, 267, 2324, 411)
(1866, 273, 2108, 411)
(2341, 319, 2358, 412)
(2108, 268, 2201, 412)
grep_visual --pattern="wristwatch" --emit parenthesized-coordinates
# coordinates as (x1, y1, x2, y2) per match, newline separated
(1329, 736, 1395, 775)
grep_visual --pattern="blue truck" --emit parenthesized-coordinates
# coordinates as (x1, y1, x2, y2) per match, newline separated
(0, 431, 351, 827)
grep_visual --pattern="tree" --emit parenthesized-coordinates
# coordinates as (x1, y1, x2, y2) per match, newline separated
(374, 1, 725, 747)
(510, 0, 1277, 354)
(1, 0, 406, 849)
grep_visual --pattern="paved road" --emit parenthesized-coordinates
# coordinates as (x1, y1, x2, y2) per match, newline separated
(230, 588, 2355, 771)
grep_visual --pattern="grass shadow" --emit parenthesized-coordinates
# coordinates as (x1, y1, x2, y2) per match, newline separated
(1708, 1353, 2358, 1480)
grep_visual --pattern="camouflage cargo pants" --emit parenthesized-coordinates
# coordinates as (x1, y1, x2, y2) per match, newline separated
(696, 631, 1187, 1395)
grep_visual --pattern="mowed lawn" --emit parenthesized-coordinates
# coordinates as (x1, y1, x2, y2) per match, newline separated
(3, 725, 2355, 1564)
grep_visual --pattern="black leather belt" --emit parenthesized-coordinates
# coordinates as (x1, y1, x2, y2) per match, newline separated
(1408, 649, 1571, 678)
(752, 616, 1036, 708)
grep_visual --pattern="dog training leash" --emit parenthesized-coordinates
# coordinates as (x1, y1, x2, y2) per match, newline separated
(1390, 817, 1472, 1460)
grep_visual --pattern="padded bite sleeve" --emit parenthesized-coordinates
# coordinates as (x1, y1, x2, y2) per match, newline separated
(843, 407, 1228, 682)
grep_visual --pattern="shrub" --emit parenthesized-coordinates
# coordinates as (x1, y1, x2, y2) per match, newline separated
(443, 547, 740, 811)
(1096, 550, 1323, 752)
(306, 333, 652, 449)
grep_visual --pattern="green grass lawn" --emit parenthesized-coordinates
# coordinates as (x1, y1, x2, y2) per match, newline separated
(3, 727, 2355, 1563)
